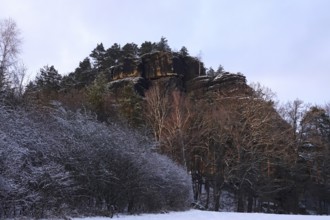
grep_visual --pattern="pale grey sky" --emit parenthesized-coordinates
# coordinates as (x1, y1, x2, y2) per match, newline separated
(1, 0, 329, 104)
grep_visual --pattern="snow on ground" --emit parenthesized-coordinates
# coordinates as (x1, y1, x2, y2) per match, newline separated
(73, 210, 329, 220)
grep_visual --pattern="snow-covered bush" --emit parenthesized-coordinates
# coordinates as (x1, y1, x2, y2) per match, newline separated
(0, 105, 192, 218)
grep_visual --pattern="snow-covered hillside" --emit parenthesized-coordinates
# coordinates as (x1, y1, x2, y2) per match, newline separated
(73, 210, 329, 220)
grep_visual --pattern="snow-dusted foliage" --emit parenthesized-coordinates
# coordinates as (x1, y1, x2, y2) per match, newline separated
(0, 105, 192, 218)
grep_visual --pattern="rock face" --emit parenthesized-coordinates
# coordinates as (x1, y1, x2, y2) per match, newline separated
(186, 72, 252, 96)
(108, 51, 204, 81)
(107, 51, 250, 97)
(109, 57, 142, 80)
(141, 52, 176, 79)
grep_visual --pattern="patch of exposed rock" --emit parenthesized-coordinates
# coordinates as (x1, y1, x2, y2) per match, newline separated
(106, 52, 251, 97)
(108, 51, 204, 81)
(186, 72, 250, 95)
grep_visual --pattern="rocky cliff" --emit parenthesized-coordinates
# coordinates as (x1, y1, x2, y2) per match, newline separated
(186, 72, 252, 96)
(108, 51, 204, 80)
(106, 51, 250, 97)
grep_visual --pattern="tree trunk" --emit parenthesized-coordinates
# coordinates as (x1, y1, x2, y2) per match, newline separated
(213, 187, 221, 211)
(205, 179, 210, 209)
(237, 191, 244, 212)
(247, 194, 253, 212)
(128, 197, 134, 214)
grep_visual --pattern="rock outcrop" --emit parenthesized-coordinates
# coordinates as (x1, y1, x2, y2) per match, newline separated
(109, 57, 142, 80)
(107, 51, 250, 97)
(108, 51, 204, 81)
(141, 52, 176, 79)
(186, 72, 252, 97)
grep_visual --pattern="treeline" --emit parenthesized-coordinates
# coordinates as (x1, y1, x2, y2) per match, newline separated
(26, 36, 186, 91)
(144, 82, 330, 214)
(0, 105, 192, 219)
(19, 37, 192, 121)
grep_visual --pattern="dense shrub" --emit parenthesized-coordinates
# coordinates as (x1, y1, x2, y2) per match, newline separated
(0, 104, 192, 218)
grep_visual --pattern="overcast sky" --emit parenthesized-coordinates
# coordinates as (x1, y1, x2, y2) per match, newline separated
(1, 0, 329, 104)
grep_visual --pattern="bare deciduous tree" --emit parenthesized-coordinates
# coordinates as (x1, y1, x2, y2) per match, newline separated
(0, 18, 22, 92)
(278, 99, 309, 147)
(144, 83, 170, 142)
(162, 91, 192, 168)
(11, 61, 28, 98)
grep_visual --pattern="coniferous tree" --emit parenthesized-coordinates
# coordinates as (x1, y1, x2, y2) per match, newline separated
(156, 36, 171, 52)
(139, 41, 156, 56)
(90, 43, 106, 70)
(179, 46, 189, 57)
(207, 67, 215, 76)
(215, 65, 224, 75)
(299, 106, 330, 214)
(122, 43, 139, 58)
(87, 73, 108, 120)
(36, 65, 62, 92)
(105, 43, 122, 67)
(73, 57, 95, 88)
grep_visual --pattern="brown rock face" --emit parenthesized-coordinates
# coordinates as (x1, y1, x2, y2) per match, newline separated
(107, 51, 249, 97)
(186, 72, 252, 97)
(110, 57, 142, 80)
(108, 51, 204, 82)
(173, 55, 205, 81)
(142, 52, 175, 79)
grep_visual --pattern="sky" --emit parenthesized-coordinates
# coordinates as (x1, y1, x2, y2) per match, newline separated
(1, 0, 329, 105)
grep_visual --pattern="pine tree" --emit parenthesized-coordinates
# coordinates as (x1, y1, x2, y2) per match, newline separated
(90, 43, 106, 70)
(207, 67, 215, 76)
(139, 41, 156, 55)
(73, 57, 95, 88)
(156, 36, 171, 52)
(105, 43, 122, 67)
(87, 73, 108, 119)
(216, 65, 224, 74)
(179, 46, 189, 57)
(36, 65, 62, 92)
(122, 43, 139, 58)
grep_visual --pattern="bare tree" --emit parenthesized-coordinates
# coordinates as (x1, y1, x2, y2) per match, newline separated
(162, 91, 192, 168)
(11, 61, 28, 98)
(206, 87, 295, 212)
(278, 99, 309, 152)
(144, 83, 170, 142)
(249, 82, 277, 103)
(0, 18, 22, 92)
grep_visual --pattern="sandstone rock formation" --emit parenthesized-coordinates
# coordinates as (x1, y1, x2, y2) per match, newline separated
(108, 51, 204, 81)
(107, 51, 250, 97)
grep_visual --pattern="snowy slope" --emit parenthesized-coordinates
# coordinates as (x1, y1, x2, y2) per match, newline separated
(73, 210, 329, 220)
